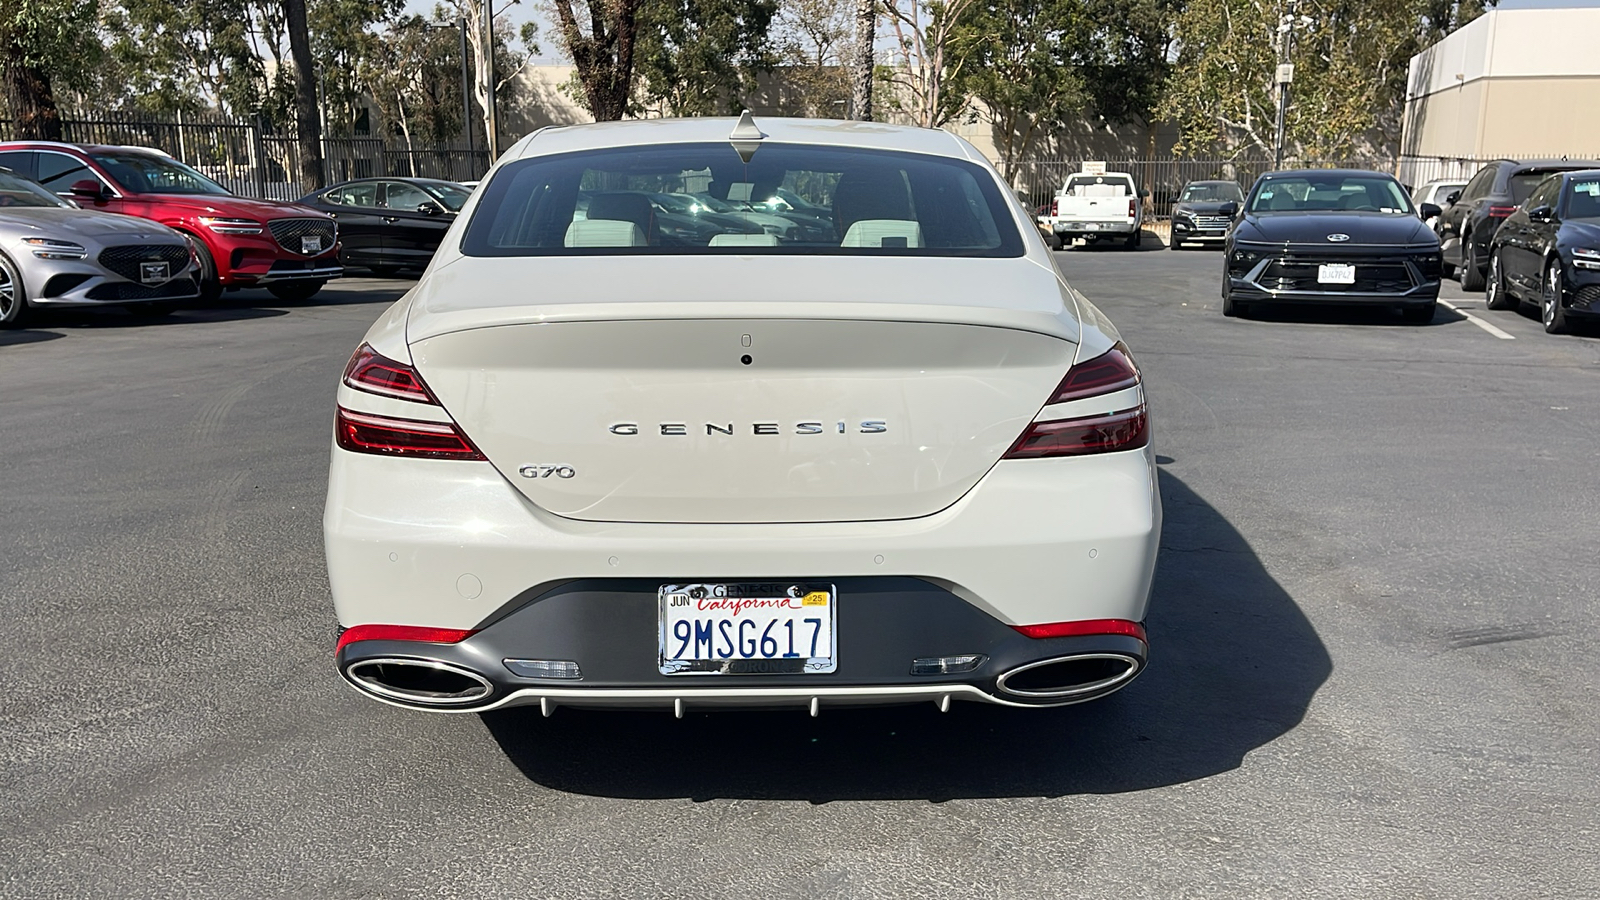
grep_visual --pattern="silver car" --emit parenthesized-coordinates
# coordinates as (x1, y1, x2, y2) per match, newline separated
(0, 167, 197, 327)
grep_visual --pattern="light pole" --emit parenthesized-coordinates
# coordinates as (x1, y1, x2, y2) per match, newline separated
(425, 19, 476, 156)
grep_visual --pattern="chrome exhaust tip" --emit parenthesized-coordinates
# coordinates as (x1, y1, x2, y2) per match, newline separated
(995, 653, 1142, 702)
(344, 657, 494, 707)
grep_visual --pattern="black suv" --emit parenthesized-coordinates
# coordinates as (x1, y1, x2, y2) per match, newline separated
(1437, 158, 1600, 290)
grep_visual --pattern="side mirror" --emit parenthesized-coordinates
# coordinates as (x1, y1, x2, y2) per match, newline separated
(1141, 188, 1151, 198)
(417, 201, 443, 216)
(1445, 190, 1461, 206)
(1527, 205, 1553, 222)
(1419, 203, 1442, 221)
(70, 179, 108, 200)
(1219, 201, 1240, 218)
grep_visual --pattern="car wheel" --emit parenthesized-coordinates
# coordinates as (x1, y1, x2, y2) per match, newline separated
(183, 234, 224, 303)
(1169, 233, 1182, 250)
(0, 252, 30, 328)
(1460, 236, 1486, 291)
(1401, 302, 1436, 324)
(1542, 261, 1569, 334)
(1484, 250, 1516, 310)
(267, 280, 327, 302)
(1221, 288, 1250, 318)
(1124, 231, 1140, 250)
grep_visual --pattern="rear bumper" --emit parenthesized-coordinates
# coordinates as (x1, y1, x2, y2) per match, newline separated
(324, 443, 1162, 709)
(1053, 222, 1136, 235)
(334, 579, 1149, 713)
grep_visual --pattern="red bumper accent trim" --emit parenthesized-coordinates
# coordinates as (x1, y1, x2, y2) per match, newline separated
(336, 624, 478, 654)
(1012, 619, 1146, 641)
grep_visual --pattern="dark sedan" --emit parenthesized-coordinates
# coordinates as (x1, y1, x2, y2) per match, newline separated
(1222, 169, 1442, 322)
(296, 178, 471, 274)
(1169, 179, 1245, 249)
(1435, 158, 1600, 291)
(1486, 169, 1600, 334)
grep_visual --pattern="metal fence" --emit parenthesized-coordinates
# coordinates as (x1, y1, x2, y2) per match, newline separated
(0, 112, 491, 200)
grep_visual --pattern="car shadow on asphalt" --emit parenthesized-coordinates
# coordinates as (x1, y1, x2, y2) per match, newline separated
(480, 470, 1332, 801)
(0, 328, 65, 347)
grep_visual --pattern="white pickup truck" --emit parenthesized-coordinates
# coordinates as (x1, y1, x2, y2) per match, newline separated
(1040, 171, 1145, 248)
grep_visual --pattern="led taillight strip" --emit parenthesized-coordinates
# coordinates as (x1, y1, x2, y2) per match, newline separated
(1013, 619, 1146, 641)
(1004, 406, 1148, 459)
(336, 624, 478, 654)
(334, 408, 485, 460)
(343, 344, 436, 403)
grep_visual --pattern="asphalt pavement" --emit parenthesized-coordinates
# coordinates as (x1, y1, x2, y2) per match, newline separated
(2, 247, 1597, 899)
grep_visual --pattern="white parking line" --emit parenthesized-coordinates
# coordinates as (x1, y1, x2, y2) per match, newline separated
(1439, 298, 1516, 340)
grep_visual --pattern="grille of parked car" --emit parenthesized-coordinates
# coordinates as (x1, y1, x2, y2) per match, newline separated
(97, 245, 192, 282)
(267, 218, 338, 255)
(1258, 259, 1414, 294)
(1192, 215, 1231, 229)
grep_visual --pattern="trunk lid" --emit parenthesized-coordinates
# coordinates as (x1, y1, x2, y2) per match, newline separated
(408, 257, 1079, 524)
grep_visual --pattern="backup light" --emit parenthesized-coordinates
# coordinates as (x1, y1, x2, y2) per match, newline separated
(343, 343, 437, 403)
(910, 655, 985, 675)
(335, 407, 485, 460)
(503, 659, 583, 680)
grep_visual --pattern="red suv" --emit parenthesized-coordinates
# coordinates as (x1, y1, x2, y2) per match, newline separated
(0, 142, 341, 301)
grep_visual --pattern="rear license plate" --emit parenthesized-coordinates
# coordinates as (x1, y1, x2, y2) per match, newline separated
(1318, 263, 1356, 284)
(302, 235, 322, 254)
(1084, 223, 1100, 231)
(659, 582, 836, 675)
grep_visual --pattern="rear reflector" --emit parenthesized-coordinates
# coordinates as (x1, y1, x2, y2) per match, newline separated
(343, 344, 437, 403)
(1013, 619, 1146, 641)
(335, 407, 485, 460)
(1488, 206, 1517, 217)
(1047, 343, 1141, 405)
(336, 624, 477, 653)
(1004, 406, 1148, 459)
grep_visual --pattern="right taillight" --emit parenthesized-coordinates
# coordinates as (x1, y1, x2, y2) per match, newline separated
(335, 408, 485, 460)
(1003, 343, 1149, 459)
(1051, 200, 1058, 216)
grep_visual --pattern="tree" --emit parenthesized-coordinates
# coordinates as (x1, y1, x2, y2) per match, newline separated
(103, 0, 274, 117)
(634, 0, 778, 116)
(284, 0, 323, 189)
(2, 0, 103, 137)
(848, 0, 873, 119)
(880, 0, 979, 128)
(944, 0, 1085, 179)
(773, 0, 854, 116)
(1161, 0, 1460, 158)
(432, 0, 538, 151)
(1077, 0, 1181, 158)
(550, 0, 642, 121)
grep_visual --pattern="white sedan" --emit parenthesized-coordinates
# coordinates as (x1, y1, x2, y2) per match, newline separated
(324, 114, 1161, 715)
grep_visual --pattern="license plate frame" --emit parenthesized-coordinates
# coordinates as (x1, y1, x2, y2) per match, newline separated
(1084, 222, 1101, 231)
(1318, 263, 1356, 284)
(301, 235, 323, 255)
(138, 261, 170, 285)
(658, 582, 837, 676)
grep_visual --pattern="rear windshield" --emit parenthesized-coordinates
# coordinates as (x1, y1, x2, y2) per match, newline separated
(462, 142, 1022, 257)
(1509, 170, 1561, 204)
(1063, 174, 1134, 197)
(1248, 174, 1413, 214)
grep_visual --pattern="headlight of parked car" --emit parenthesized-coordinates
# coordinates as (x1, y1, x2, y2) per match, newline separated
(1412, 251, 1443, 280)
(1228, 246, 1263, 276)
(22, 238, 88, 260)
(198, 216, 264, 235)
(1573, 247, 1600, 270)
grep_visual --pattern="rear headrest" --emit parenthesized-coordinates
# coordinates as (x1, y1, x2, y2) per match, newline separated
(833, 169, 913, 240)
(564, 219, 646, 248)
(708, 233, 780, 247)
(1267, 192, 1298, 211)
(585, 193, 655, 238)
(840, 219, 923, 248)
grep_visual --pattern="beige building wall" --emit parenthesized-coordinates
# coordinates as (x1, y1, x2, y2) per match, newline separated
(1403, 7, 1600, 159)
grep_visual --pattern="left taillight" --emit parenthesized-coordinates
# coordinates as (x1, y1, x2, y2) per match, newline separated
(335, 408, 485, 460)
(1004, 342, 1149, 459)
(343, 343, 436, 403)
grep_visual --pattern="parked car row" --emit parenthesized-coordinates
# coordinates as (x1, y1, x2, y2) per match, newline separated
(0, 139, 480, 328)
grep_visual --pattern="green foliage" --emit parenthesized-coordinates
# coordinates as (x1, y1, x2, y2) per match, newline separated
(1161, 0, 1468, 157)
(311, 0, 402, 135)
(1076, 0, 1179, 125)
(102, 0, 275, 118)
(635, 0, 779, 116)
(943, 0, 1086, 174)
(0, 0, 101, 79)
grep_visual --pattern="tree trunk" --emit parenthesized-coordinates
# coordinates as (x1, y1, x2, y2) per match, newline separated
(850, 0, 874, 120)
(550, 0, 640, 122)
(284, 0, 325, 191)
(2, 45, 62, 141)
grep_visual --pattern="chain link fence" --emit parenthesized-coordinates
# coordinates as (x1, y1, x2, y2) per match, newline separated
(0, 112, 491, 200)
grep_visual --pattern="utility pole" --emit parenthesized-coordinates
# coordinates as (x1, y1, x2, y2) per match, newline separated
(459, 18, 474, 156)
(1273, 0, 1311, 169)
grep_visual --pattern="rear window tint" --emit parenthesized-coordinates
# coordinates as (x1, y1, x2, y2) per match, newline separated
(461, 142, 1022, 258)
(1509, 171, 1560, 204)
